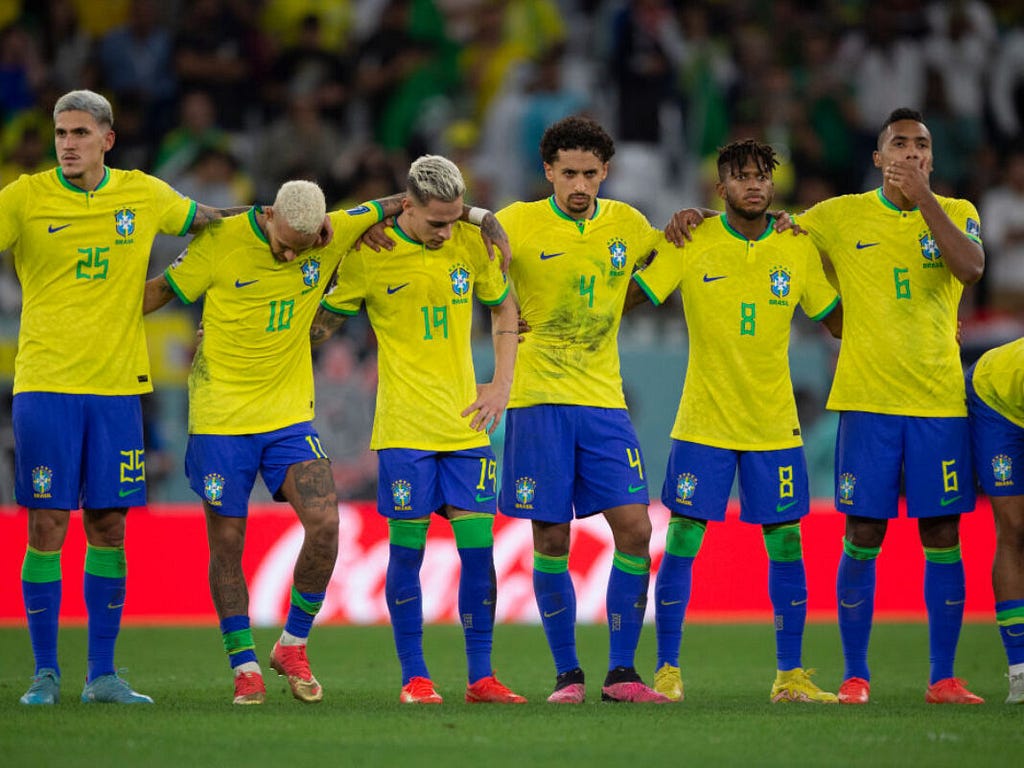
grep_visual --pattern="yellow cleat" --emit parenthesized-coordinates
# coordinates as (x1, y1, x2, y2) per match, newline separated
(653, 663, 684, 702)
(770, 668, 838, 704)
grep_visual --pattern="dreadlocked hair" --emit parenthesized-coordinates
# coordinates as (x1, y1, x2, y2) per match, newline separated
(716, 139, 779, 180)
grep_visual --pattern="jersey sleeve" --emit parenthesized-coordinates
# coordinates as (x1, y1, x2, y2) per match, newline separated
(323, 202, 384, 258)
(945, 198, 983, 244)
(632, 232, 685, 306)
(322, 246, 367, 316)
(163, 229, 216, 304)
(0, 175, 27, 251)
(797, 238, 840, 320)
(795, 200, 834, 254)
(150, 175, 197, 236)
(471, 233, 509, 306)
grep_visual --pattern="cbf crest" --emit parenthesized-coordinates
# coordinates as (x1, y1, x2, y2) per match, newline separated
(838, 472, 856, 505)
(301, 258, 321, 290)
(993, 454, 1013, 487)
(769, 265, 791, 305)
(608, 237, 627, 275)
(449, 263, 470, 305)
(675, 473, 697, 506)
(114, 208, 135, 242)
(515, 477, 536, 509)
(919, 231, 942, 267)
(32, 466, 53, 498)
(204, 473, 225, 505)
(392, 479, 413, 511)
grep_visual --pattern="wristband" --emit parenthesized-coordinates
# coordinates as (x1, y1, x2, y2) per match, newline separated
(468, 206, 489, 226)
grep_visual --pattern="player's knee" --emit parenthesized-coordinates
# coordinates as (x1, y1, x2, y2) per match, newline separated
(665, 515, 706, 558)
(763, 522, 802, 562)
(533, 521, 570, 556)
(845, 515, 886, 549)
(918, 514, 960, 549)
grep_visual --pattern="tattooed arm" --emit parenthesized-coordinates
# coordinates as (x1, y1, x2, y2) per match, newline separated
(310, 305, 348, 347)
(188, 203, 251, 234)
(144, 274, 178, 314)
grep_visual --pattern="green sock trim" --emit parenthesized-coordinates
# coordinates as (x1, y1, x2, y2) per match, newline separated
(763, 523, 803, 562)
(923, 544, 962, 564)
(290, 585, 322, 616)
(612, 550, 650, 575)
(843, 539, 881, 561)
(451, 514, 494, 549)
(533, 552, 569, 574)
(84, 544, 126, 578)
(223, 628, 255, 656)
(388, 518, 429, 549)
(996, 606, 1024, 626)
(665, 516, 706, 558)
(22, 547, 62, 583)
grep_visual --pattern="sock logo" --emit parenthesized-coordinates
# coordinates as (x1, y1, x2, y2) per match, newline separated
(839, 599, 865, 609)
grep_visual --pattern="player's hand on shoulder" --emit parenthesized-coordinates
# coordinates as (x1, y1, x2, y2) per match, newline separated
(479, 212, 512, 272)
(770, 210, 807, 236)
(355, 217, 396, 252)
(664, 208, 706, 246)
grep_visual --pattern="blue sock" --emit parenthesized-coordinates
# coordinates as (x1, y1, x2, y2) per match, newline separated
(283, 587, 325, 640)
(836, 542, 878, 681)
(923, 547, 965, 684)
(83, 545, 126, 682)
(221, 615, 258, 668)
(386, 542, 429, 684)
(654, 553, 694, 668)
(22, 547, 62, 675)
(768, 560, 807, 671)
(607, 551, 650, 671)
(533, 553, 579, 675)
(996, 599, 1024, 666)
(457, 545, 495, 684)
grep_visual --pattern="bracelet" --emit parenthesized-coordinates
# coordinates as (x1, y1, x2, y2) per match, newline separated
(468, 206, 489, 226)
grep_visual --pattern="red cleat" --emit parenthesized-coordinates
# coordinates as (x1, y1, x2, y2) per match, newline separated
(466, 674, 527, 704)
(925, 677, 984, 704)
(838, 677, 870, 705)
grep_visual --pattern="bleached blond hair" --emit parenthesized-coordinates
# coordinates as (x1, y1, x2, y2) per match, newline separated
(54, 90, 114, 128)
(407, 155, 465, 204)
(273, 180, 327, 235)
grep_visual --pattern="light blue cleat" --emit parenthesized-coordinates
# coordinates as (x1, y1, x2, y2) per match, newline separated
(20, 668, 60, 705)
(81, 672, 154, 704)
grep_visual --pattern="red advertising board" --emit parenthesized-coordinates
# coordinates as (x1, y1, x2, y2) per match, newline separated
(0, 499, 997, 625)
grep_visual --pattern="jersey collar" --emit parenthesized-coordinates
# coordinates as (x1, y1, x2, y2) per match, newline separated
(392, 220, 422, 245)
(56, 165, 110, 193)
(720, 213, 775, 242)
(248, 205, 269, 244)
(548, 195, 600, 233)
(875, 187, 918, 212)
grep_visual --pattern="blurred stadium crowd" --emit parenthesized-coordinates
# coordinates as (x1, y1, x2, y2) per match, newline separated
(0, 0, 1022, 501)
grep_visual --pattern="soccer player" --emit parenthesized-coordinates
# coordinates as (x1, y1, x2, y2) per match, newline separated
(141, 179, 410, 705)
(626, 139, 841, 704)
(3, 89, 249, 706)
(966, 338, 1024, 704)
(495, 115, 670, 704)
(796, 108, 985, 704)
(310, 155, 526, 705)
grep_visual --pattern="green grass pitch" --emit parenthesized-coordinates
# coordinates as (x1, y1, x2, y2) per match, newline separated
(0, 622, 1021, 767)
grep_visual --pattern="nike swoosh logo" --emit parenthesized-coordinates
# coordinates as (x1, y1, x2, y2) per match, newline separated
(48, 223, 71, 233)
(627, 483, 645, 493)
(940, 495, 962, 507)
(855, 241, 880, 249)
(790, 599, 808, 607)
(945, 599, 965, 607)
(118, 487, 142, 498)
(1007, 627, 1024, 637)
(543, 607, 567, 618)
(387, 283, 410, 294)
(395, 596, 419, 605)
(776, 500, 797, 513)
(107, 602, 125, 610)
(660, 599, 683, 606)
(234, 279, 259, 288)
(840, 599, 865, 609)
(475, 494, 495, 503)
(539, 251, 565, 260)
(27, 607, 47, 614)
(483, 598, 496, 606)
(702, 274, 727, 282)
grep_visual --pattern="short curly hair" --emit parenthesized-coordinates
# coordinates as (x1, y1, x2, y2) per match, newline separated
(539, 116, 615, 165)
(716, 139, 779, 180)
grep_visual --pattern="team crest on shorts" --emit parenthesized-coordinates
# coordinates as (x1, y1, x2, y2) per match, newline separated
(838, 472, 856, 505)
(114, 208, 135, 238)
(514, 477, 536, 508)
(919, 231, 942, 265)
(31, 466, 53, 498)
(203, 473, 226, 505)
(993, 454, 1013, 487)
(675, 473, 697, 505)
(449, 264, 471, 300)
(769, 265, 791, 303)
(392, 479, 413, 511)
(607, 238, 627, 273)
(301, 258, 321, 289)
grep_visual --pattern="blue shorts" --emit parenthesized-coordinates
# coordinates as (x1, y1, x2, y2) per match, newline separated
(186, 422, 327, 517)
(967, 366, 1023, 497)
(662, 439, 809, 524)
(376, 446, 497, 519)
(13, 392, 145, 510)
(834, 411, 975, 519)
(499, 405, 649, 523)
